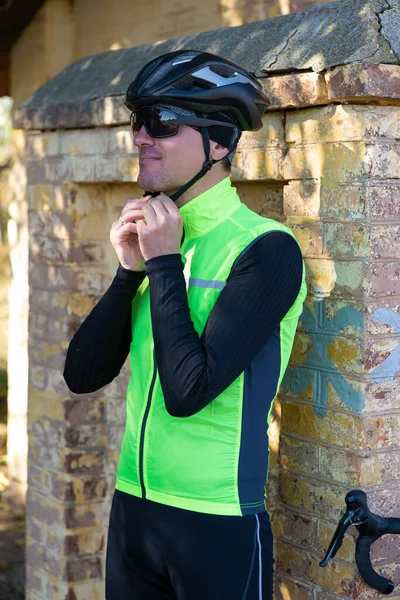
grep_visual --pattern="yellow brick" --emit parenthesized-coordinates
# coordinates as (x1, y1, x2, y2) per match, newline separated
(108, 127, 136, 154)
(327, 336, 363, 374)
(27, 132, 60, 158)
(239, 112, 284, 148)
(287, 220, 324, 257)
(277, 541, 357, 595)
(318, 445, 363, 487)
(60, 129, 107, 155)
(69, 293, 97, 317)
(280, 436, 318, 475)
(276, 577, 313, 600)
(39, 343, 61, 361)
(28, 388, 65, 421)
(47, 580, 105, 600)
(283, 142, 369, 188)
(117, 155, 140, 181)
(286, 105, 400, 143)
(232, 147, 283, 181)
(308, 554, 358, 594)
(360, 453, 387, 487)
(284, 179, 321, 218)
(281, 401, 366, 448)
(72, 478, 107, 505)
(280, 471, 346, 519)
(47, 527, 104, 555)
(236, 181, 284, 219)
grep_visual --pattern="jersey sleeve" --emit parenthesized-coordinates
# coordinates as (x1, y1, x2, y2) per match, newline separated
(63, 266, 145, 393)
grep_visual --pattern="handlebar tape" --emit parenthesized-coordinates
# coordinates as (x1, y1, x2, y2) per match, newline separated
(355, 536, 394, 595)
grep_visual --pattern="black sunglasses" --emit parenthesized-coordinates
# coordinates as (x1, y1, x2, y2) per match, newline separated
(130, 106, 236, 139)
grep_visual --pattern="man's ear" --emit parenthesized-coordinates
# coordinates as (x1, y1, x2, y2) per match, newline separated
(210, 141, 229, 161)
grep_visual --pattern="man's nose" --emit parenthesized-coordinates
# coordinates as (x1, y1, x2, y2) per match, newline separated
(134, 125, 155, 147)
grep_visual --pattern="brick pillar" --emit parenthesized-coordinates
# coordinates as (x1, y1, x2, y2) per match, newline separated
(276, 101, 400, 598)
(24, 126, 146, 599)
(24, 130, 108, 599)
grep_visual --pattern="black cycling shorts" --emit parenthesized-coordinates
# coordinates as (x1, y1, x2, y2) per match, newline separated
(106, 489, 274, 599)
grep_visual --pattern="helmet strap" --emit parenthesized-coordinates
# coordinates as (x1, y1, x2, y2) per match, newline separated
(169, 128, 215, 202)
(144, 127, 238, 203)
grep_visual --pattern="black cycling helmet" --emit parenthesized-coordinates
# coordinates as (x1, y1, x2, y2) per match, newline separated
(125, 50, 269, 201)
(126, 49, 269, 131)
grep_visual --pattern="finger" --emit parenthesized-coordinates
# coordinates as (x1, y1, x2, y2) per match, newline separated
(156, 194, 180, 214)
(121, 198, 148, 215)
(111, 222, 138, 240)
(118, 208, 145, 223)
(112, 212, 143, 230)
(124, 196, 151, 207)
(141, 203, 157, 226)
(148, 197, 169, 217)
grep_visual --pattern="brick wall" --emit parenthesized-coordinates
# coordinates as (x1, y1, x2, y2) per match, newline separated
(277, 103, 400, 599)
(21, 66, 400, 597)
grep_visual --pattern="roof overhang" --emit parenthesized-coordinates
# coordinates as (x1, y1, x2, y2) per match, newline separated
(0, 0, 45, 52)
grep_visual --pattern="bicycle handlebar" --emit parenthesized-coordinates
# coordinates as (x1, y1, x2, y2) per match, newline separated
(320, 490, 400, 594)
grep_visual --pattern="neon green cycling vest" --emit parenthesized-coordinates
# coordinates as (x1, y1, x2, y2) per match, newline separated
(116, 177, 306, 516)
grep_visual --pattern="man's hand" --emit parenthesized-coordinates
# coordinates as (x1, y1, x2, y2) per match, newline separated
(110, 196, 151, 271)
(137, 194, 183, 261)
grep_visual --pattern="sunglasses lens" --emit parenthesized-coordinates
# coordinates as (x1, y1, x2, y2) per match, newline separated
(131, 108, 179, 138)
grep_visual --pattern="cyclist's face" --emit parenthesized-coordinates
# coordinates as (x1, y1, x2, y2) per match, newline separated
(134, 124, 205, 195)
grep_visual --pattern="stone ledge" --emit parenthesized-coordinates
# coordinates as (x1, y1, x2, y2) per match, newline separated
(326, 63, 400, 104)
(15, 63, 400, 132)
(14, 0, 400, 130)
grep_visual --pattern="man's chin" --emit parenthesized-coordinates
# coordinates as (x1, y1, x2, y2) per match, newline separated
(138, 176, 178, 196)
(137, 175, 157, 192)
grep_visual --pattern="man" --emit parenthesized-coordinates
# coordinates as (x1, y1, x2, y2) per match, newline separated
(64, 50, 306, 599)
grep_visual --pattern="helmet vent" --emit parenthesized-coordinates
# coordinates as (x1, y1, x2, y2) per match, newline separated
(209, 64, 236, 78)
(173, 75, 209, 90)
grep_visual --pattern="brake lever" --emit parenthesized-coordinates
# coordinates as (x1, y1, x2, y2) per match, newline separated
(319, 493, 366, 567)
(320, 490, 400, 594)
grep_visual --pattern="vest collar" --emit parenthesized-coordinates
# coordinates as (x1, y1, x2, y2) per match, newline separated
(179, 177, 241, 239)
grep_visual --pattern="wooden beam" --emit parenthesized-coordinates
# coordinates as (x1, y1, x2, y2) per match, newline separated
(0, 0, 45, 51)
(0, 52, 9, 96)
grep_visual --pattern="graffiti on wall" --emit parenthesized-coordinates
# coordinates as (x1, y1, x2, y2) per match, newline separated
(367, 308, 400, 382)
(283, 299, 364, 418)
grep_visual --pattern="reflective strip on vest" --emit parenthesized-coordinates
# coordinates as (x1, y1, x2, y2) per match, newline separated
(188, 277, 226, 290)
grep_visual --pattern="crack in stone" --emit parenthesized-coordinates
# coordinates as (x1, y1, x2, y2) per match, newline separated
(365, 144, 374, 180)
(375, 0, 397, 57)
(354, 0, 395, 63)
(265, 27, 300, 70)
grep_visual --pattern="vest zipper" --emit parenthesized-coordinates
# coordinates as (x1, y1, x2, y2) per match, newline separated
(138, 347, 157, 499)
